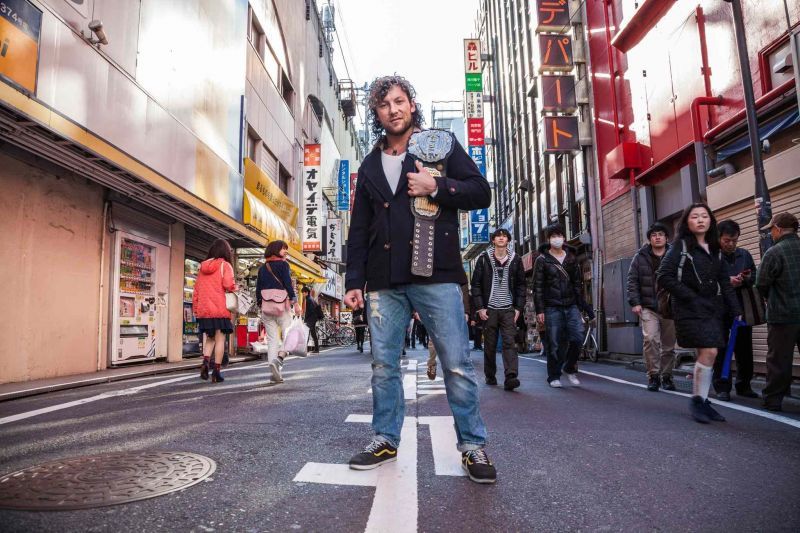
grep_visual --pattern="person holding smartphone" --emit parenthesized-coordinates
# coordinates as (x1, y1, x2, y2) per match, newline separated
(712, 220, 758, 401)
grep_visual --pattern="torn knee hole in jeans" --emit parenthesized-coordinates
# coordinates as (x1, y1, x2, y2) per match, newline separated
(368, 293, 383, 324)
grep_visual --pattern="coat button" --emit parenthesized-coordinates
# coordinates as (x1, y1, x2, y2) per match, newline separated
(383, 202, 389, 208)
(384, 243, 391, 250)
(409, 240, 413, 246)
(449, 187, 456, 193)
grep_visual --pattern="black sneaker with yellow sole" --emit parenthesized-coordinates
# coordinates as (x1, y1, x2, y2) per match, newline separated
(461, 449, 497, 484)
(349, 440, 398, 470)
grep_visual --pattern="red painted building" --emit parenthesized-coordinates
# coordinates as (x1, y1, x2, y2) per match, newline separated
(586, 0, 799, 369)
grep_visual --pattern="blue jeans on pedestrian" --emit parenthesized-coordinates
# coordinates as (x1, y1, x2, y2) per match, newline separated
(544, 305, 584, 382)
(366, 283, 487, 452)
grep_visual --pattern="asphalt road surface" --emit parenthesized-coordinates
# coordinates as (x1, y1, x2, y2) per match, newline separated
(1, 346, 799, 532)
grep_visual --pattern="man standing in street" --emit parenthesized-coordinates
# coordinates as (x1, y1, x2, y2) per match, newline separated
(627, 222, 677, 392)
(713, 220, 758, 401)
(533, 223, 594, 387)
(302, 287, 323, 353)
(471, 229, 526, 390)
(756, 212, 800, 412)
(343, 76, 496, 484)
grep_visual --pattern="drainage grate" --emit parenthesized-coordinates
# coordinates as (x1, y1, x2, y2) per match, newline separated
(0, 451, 216, 511)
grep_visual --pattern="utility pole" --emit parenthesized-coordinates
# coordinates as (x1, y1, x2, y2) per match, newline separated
(725, 0, 773, 255)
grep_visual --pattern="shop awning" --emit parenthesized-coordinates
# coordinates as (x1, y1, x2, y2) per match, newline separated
(242, 189, 302, 250)
(287, 248, 326, 283)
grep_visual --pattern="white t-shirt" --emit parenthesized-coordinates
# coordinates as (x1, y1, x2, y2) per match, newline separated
(381, 152, 406, 194)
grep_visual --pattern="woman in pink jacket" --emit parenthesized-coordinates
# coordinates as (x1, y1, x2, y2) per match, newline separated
(192, 239, 237, 382)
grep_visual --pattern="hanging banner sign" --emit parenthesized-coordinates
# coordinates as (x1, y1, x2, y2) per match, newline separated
(303, 144, 322, 252)
(540, 75, 577, 113)
(326, 218, 342, 262)
(466, 91, 484, 119)
(470, 208, 490, 244)
(538, 34, 574, 72)
(468, 145, 486, 175)
(464, 38, 481, 73)
(467, 118, 485, 146)
(0, 0, 43, 93)
(337, 160, 350, 211)
(460, 211, 470, 250)
(349, 172, 358, 211)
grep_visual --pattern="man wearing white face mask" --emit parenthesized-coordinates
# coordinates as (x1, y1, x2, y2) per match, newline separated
(533, 223, 594, 387)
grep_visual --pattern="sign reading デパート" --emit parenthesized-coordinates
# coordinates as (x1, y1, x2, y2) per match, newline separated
(0, 0, 42, 93)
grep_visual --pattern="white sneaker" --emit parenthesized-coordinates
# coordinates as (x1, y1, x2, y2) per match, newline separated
(549, 380, 563, 388)
(566, 373, 581, 386)
(269, 360, 283, 383)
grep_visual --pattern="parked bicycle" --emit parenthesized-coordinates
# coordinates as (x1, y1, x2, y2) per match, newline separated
(581, 314, 598, 362)
(316, 318, 356, 346)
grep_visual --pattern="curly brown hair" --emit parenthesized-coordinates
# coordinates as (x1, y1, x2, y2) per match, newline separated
(367, 75, 425, 143)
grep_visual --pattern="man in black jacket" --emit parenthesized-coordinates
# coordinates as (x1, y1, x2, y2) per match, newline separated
(626, 222, 676, 392)
(343, 76, 495, 484)
(302, 287, 323, 353)
(471, 229, 526, 390)
(533, 223, 594, 387)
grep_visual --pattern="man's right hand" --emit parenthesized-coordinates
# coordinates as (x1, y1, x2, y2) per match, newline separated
(537, 313, 545, 325)
(477, 309, 489, 321)
(344, 289, 364, 310)
(632, 305, 642, 316)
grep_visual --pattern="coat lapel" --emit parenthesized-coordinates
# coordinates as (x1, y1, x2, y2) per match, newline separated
(363, 150, 393, 202)
(394, 154, 415, 198)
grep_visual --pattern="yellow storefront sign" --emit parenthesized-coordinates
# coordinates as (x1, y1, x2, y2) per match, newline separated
(244, 158, 298, 226)
(0, 0, 42, 94)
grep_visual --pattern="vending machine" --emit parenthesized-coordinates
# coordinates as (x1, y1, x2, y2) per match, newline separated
(110, 232, 170, 364)
(183, 259, 201, 355)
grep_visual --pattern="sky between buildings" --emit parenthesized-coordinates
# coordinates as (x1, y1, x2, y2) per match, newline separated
(331, 0, 481, 132)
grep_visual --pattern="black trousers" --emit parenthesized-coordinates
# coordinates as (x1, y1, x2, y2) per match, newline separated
(763, 323, 800, 407)
(306, 320, 319, 351)
(355, 326, 366, 349)
(473, 326, 483, 349)
(483, 308, 519, 379)
(713, 321, 754, 393)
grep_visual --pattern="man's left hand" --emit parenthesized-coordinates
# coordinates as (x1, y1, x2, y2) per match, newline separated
(407, 161, 438, 197)
(514, 310, 520, 323)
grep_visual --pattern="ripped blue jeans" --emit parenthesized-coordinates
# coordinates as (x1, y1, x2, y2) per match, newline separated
(366, 283, 487, 452)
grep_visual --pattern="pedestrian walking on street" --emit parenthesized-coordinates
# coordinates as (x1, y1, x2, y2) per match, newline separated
(756, 212, 800, 412)
(533, 223, 595, 388)
(713, 220, 759, 401)
(353, 307, 368, 353)
(656, 203, 741, 423)
(471, 229, 526, 390)
(344, 75, 496, 484)
(257, 240, 299, 384)
(302, 287, 324, 353)
(627, 222, 677, 392)
(193, 239, 237, 383)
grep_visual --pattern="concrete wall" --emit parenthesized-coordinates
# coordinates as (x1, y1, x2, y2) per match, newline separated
(0, 151, 104, 384)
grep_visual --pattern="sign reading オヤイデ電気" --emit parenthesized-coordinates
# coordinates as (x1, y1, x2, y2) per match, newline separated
(0, 0, 43, 93)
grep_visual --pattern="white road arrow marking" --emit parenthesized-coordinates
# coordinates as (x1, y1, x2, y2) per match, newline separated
(419, 416, 466, 477)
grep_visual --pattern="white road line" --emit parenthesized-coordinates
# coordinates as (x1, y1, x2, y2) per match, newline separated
(293, 463, 379, 487)
(346, 414, 373, 424)
(418, 416, 465, 477)
(418, 390, 448, 396)
(403, 374, 417, 400)
(521, 356, 800, 430)
(0, 362, 271, 427)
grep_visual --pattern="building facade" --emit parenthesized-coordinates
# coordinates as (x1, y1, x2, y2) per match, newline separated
(0, 0, 361, 384)
(586, 0, 799, 370)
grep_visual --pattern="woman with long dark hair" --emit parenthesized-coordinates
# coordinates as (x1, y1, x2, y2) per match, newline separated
(192, 239, 237, 383)
(256, 240, 299, 383)
(656, 203, 741, 423)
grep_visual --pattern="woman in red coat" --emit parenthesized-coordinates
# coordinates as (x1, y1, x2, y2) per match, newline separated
(192, 239, 237, 382)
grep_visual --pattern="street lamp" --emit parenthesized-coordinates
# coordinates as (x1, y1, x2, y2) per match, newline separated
(724, 0, 773, 255)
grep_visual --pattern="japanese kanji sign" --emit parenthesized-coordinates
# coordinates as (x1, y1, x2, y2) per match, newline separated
(543, 116, 580, 153)
(538, 34, 573, 72)
(470, 209, 490, 244)
(540, 75, 577, 113)
(303, 144, 322, 252)
(536, 0, 570, 33)
(468, 145, 486, 175)
(466, 91, 483, 119)
(326, 218, 342, 262)
(467, 118, 485, 146)
(337, 160, 350, 212)
(464, 39, 481, 73)
(465, 73, 483, 92)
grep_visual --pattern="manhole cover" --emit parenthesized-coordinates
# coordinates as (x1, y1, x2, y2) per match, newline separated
(0, 451, 216, 511)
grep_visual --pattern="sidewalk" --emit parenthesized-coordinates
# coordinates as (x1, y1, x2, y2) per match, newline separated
(0, 355, 259, 402)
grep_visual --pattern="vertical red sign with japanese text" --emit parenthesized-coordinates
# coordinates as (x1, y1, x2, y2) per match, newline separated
(303, 144, 322, 252)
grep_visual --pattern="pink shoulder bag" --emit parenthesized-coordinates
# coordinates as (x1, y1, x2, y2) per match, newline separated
(261, 263, 291, 316)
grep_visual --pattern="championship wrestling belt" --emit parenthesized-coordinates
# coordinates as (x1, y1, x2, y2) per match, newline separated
(408, 130, 455, 277)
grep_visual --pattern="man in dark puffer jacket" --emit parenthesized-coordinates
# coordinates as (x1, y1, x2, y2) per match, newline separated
(627, 222, 676, 392)
(533, 223, 594, 387)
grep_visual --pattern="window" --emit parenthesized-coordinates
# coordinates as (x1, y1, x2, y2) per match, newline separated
(280, 70, 294, 110)
(278, 164, 291, 195)
(248, 7, 266, 60)
(247, 127, 261, 164)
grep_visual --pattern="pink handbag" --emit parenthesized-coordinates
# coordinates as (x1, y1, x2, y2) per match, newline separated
(260, 263, 291, 316)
